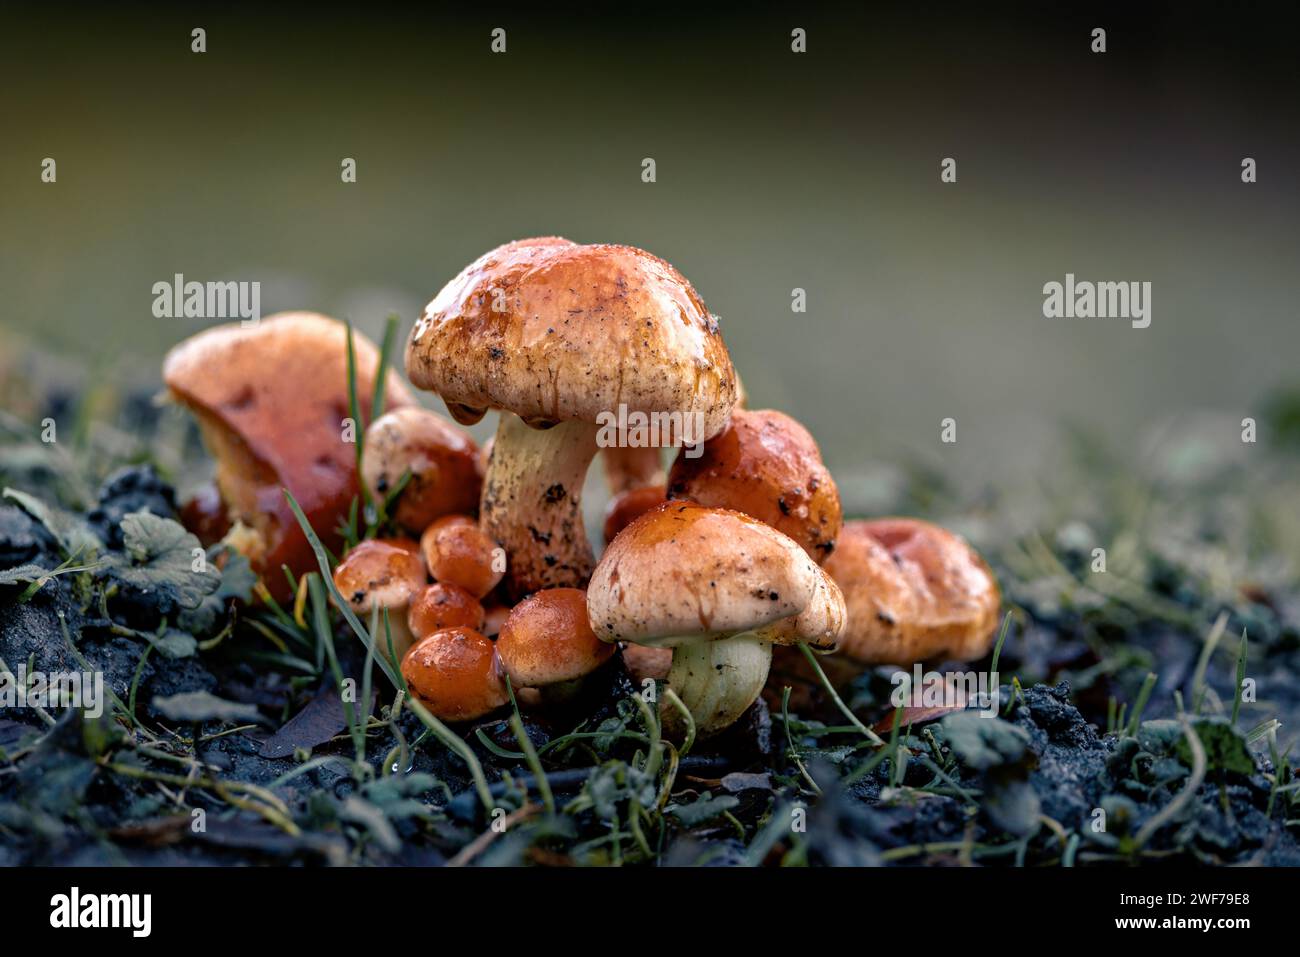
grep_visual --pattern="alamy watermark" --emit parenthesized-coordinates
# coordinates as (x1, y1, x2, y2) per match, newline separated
(890, 664, 1000, 718)
(50, 887, 151, 937)
(595, 403, 705, 459)
(0, 665, 105, 719)
(1042, 273, 1151, 329)
(152, 273, 261, 326)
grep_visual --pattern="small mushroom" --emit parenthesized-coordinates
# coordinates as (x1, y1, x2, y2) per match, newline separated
(405, 237, 738, 598)
(361, 406, 482, 532)
(496, 588, 614, 704)
(401, 627, 509, 722)
(408, 582, 486, 637)
(602, 484, 667, 545)
(419, 514, 503, 598)
(668, 408, 842, 563)
(602, 447, 665, 497)
(332, 538, 427, 663)
(163, 312, 411, 600)
(587, 502, 845, 737)
(822, 518, 1001, 665)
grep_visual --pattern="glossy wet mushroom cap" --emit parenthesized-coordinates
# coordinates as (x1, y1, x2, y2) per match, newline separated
(361, 406, 482, 532)
(668, 408, 841, 563)
(407, 582, 486, 637)
(332, 537, 427, 661)
(588, 502, 822, 648)
(405, 237, 737, 598)
(419, 514, 503, 598)
(496, 588, 613, 689)
(823, 519, 1001, 665)
(163, 312, 412, 600)
(401, 627, 509, 722)
(587, 501, 845, 736)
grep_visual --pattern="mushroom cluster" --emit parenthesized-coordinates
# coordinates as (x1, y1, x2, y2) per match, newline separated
(166, 238, 1002, 738)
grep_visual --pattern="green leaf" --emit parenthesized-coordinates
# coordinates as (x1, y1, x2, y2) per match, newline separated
(666, 792, 740, 827)
(178, 550, 258, 634)
(151, 691, 263, 725)
(0, 563, 54, 587)
(0, 559, 103, 601)
(1178, 718, 1254, 776)
(214, 549, 257, 601)
(108, 511, 220, 610)
(3, 486, 102, 557)
(1135, 718, 1184, 753)
(940, 712, 1031, 771)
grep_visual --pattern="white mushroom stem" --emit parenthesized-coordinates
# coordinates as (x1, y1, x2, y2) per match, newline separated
(661, 633, 772, 738)
(480, 414, 598, 598)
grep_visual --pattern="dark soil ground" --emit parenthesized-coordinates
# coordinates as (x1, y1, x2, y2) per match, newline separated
(3, 378, 1300, 867)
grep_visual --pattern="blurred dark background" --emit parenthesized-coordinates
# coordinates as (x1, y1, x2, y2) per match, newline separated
(3, 2, 1298, 506)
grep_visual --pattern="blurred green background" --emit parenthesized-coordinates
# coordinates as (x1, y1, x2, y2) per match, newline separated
(3, 3, 1297, 508)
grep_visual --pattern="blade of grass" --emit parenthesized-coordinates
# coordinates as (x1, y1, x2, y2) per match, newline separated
(285, 488, 401, 690)
(662, 687, 695, 758)
(781, 686, 821, 795)
(989, 609, 1013, 674)
(406, 697, 494, 813)
(344, 321, 370, 515)
(309, 573, 366, 765)
(510, 713, 555, 813)
(1232, 628, 1248, 727)
(370, 313, 400, 420)
(797, 642, 885, 746)
(1190, 611, 1228, 715)
(1125, 672, 1157, 737)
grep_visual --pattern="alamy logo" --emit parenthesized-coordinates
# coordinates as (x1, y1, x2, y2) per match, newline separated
(49, 887, 152, 937)
(890, 665, 1000, 718)
(0, 666, 104, 719)
(1042, 273, 1151, 328)
(595, 403, 705, 459)
(152, 273, 261, 325)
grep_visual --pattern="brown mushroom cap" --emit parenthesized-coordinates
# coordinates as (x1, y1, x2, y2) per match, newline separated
(406, 238, 736, 432)
(332, 538, 426, 662)
(668, 408, 842, 563)
(589, 502, 845, 737)
(823, 519, 1001, 665)
(163, 312, 412, 600)
(408, 582, 486, 638)
(587, 501, 837, 648)
(401, 627, 508, 721)
(496, 588, 614, 688)
(602, 484, 668, 545)
(361, 406, 481, 531)
(419, 515, 503, 598)
(404, 238, 738, 598)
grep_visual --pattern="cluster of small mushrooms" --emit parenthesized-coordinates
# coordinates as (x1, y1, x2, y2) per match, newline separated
(163, 238, 1002, 738)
